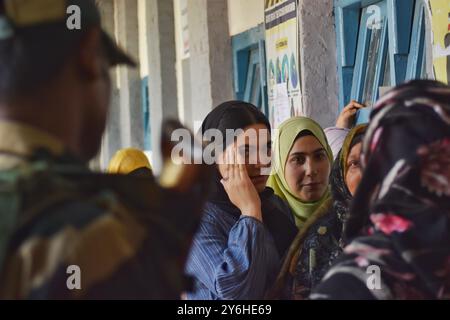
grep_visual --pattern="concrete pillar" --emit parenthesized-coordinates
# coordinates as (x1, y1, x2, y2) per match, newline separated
(97, 0, 121, 170)
(114, 0, 143, 149)
(141, 0, 178, 175)
(298, 0, 339, 128)
(187, 0, 234, 129)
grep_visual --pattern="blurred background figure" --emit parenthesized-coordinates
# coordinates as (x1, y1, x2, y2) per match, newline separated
(108, 148, 153, 177)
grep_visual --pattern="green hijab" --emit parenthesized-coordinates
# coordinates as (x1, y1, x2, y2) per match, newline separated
(267, 117, 333, 229)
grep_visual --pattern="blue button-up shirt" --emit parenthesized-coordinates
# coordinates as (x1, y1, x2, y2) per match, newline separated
(185, 197, 293, 300)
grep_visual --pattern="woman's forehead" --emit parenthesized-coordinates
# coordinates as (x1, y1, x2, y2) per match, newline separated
(349, 141, 363, 155)
(290, 135, 323, 154)
(234, 124, 271, 146)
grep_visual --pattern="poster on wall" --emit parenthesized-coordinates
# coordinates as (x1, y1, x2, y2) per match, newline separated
(427, 0, 450, 84)
(264, 0, 302, 128)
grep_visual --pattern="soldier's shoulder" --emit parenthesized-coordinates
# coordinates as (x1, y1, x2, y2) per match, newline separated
(0, 165, 155, 299)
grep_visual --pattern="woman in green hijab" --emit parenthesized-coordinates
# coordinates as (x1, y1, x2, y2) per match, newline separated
(267, 117, 333, 229)
(267, 124, 368, 300)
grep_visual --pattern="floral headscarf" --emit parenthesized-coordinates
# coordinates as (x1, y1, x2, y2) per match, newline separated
(312, 80, 450, 300)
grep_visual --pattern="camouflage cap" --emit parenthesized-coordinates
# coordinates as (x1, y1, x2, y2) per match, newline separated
(0, 0, 136, 67)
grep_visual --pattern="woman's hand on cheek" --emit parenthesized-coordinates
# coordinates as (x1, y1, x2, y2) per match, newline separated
(220, 145, 263, 222)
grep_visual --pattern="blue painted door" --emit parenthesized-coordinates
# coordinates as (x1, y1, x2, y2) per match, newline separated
(406, 0, 429, 80)
(335, 0, 427, 124)
(232, 24, 268, 115)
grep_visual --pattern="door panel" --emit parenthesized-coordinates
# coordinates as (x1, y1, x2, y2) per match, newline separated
(351, 1, 388, 123)
(232, 25, 268, 115)
(335, 0, 424, 124)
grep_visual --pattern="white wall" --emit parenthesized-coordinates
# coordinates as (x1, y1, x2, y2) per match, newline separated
(174, 0, 186, 123)
(138, 0, 149, 78)
(298, 0, 339, 128)
(228, 0, 264, 36)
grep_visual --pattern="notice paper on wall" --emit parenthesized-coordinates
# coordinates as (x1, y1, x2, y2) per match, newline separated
(274, 83, 291, 128)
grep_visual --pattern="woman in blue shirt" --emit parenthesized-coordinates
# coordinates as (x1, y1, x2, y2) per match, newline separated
(185, 101, 297, 300)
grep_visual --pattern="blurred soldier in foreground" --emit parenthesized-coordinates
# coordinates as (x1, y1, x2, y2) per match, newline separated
(0, 0, 209, 299)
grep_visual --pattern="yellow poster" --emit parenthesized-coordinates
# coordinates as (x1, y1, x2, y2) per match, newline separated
(428, 0, 450, 84)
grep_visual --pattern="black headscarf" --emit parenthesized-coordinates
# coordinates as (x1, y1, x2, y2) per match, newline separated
(200, 101, 297, 255)
(201, 101, 271, 203)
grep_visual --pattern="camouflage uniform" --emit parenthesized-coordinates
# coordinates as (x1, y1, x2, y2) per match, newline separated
(0, 0, 208, 299)
(0, 121, 206, 299)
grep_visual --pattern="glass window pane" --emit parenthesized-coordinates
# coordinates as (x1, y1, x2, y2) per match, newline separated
(382, 45, 391, 86)
(362, 26, 383, 108)
(421, 47, 427, 78)
(251, 64, 261, 106)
